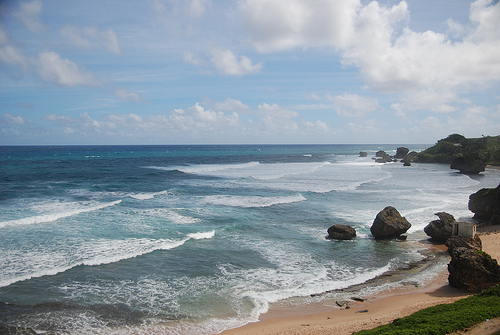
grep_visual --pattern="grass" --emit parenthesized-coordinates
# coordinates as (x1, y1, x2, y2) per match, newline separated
(354, 284, 500, 335)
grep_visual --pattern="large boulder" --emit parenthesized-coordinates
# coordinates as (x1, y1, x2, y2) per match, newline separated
(359, 151, 368, 157)
(424, 212, 455, 242)
(450, 156, 486, 174)
(448, 247, 500, 293)
(394, 147, 410, 158)
(371, 206, 411, 239)
(374, 150, 393, 163)
(327, 224, 356, 240)
(468, 183, 500, 225)
(445, 235, 482, 254)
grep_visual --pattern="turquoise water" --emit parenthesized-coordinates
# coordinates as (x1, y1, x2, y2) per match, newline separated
(1, 145, 498, 334)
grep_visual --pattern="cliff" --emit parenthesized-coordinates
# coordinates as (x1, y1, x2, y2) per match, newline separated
(415, 134, 500, 166)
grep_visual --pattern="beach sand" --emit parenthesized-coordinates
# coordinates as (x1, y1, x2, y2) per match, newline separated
(220, 231, 500, 335)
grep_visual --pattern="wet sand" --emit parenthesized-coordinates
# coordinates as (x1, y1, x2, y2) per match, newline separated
(220, 231, 500, 335)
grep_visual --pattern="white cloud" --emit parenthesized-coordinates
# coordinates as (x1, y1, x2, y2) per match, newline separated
(240, 0, 500, 94)
(183, 51, 204, 66)
(3, 114, 26, 125)
(213, 98, 250, 113)
(14, 0, 45, 32)
(210, 48, 263, 76)
(60, 26, 122, 54)
(239, 0, 359, 53)
(188, 0, 212, 18)
(37, 50, 101, 87)
(0, 45, 28, 70)
(327, 93, 379, 118)
(113, 87, 144, 102)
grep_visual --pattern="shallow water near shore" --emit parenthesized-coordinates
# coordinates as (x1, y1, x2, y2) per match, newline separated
(1, 144, 499, 334)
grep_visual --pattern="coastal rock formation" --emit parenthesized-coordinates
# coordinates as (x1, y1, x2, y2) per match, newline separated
(374, 151, 393, 163)
(370, 206, 411, 239)
(394, 147, 409, 158)
(424, 212, 455, 242)
(401, 151, 418, 166)
(468, 183, 500, 225)
(445, 235, 482, 254)
(327, 224, 356, 240)
(448, 247, 500, 293)
(359, 152, 368, 157)
(450, 156, 486, 174)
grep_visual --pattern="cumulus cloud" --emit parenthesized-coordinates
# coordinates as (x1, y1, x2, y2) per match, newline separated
(3, 114, 26, 125)
(0, 45, 28, 70)
(113, 87, 145, 102)
(213, 98, 250, 113)
(60, 26, 122, 54)
(188, 0, 212, 18)
(239, 0, 359, 53)
(327, 93, 380, 118)
(210, 48, 263, 76)
(240, 0, 500, 95)
(14, 0, 45, 32)
(37, 50, 101, 87)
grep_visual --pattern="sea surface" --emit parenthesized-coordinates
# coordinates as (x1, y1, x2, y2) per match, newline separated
(1, 144, 499, 334)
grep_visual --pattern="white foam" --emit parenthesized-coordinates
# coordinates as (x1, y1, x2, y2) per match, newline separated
(0, 200, 122, 228)
(137, 208, 201, 224)
(128, 190, 169, 200)
(0, 229, 218, 288)
(188, 230, 216, 240)
(202, 194, 306, 208)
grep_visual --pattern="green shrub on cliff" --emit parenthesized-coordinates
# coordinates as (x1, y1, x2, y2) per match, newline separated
(355, 284, 500, 335)
(415, 134, 500, 166)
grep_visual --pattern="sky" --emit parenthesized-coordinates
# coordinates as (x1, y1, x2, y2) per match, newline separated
(1, 0, 500, 145)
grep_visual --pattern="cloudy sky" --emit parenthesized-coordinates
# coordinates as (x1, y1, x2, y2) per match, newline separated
(1, 0, 499, 145)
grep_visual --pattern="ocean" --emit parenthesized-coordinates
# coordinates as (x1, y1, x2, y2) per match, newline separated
(1, 144, 499, 334)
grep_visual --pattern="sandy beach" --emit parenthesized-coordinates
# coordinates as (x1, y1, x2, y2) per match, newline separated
(220, 230, 500, 335)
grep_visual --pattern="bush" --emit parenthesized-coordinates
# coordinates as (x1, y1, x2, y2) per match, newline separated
(354, 285, 500, 335)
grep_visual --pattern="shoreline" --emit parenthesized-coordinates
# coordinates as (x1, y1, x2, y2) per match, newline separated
(220, 230, 500, 335)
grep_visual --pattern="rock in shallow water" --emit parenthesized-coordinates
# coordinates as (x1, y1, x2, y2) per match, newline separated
(370, 206, 411, 239)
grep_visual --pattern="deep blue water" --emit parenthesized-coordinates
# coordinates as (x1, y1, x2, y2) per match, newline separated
(1, 145, 499, 334)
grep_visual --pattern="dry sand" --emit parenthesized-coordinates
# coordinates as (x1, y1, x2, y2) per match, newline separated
(220, 231, 500, 335)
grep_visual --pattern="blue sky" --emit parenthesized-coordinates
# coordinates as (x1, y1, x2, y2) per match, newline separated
(1, 0, 499, 145)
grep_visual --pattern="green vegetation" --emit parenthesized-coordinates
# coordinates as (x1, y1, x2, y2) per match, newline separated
(354, 284, 500, 335)
(416, 134, 500, 166)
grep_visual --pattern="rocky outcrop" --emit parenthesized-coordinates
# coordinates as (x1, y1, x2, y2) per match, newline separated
(468, 183, 500, 225)
(424, 212, 455, 242)
(327, 224, 356, 240)
(359, 152, 368, 157)
(394, 147, 409, 158)
(450, 156, 486, 174)
(401, 151, 418, 166)
(448, 247, 500, 293)
(445, 235, 482, 254)
(371, 206, 411, 239)
(374, 151, 394, 163)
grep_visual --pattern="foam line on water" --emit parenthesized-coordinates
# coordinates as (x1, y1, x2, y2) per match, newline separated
(0, 230, 216, 288)
(201, 194, 306, 208)
(0, 200, 122, 228)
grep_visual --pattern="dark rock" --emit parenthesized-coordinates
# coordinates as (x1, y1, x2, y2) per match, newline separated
(424, 212, 455, 242)
(448, 247, 500, 293)
(359, 151, 368, 157)
(445, 235, 482, 253)
(375, 150, 392, 163)
(370, 206, 411, 239)
(450, 156, 486, 174)
(327, 224, 356, 240)
(468, 183, 500, 225)
(401, 151, 418, 165)
(396, 235, 408, 241)
(394, 147, 410, 158)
